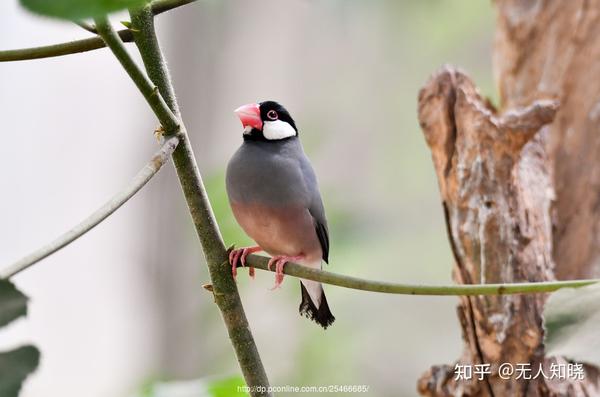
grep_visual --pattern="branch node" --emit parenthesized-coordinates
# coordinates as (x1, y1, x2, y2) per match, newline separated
(154, 124, 165, 142)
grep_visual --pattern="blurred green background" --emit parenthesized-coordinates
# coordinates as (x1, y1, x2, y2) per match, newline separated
(0, 1, 495, 396)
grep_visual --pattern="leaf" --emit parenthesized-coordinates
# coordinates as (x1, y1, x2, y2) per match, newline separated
(543, 282, 600, 366)
(135, 376, 248, 397)
(0, 279, 28, 327)
(206, 376, 247, 397)
(0, 280, 40, 396)
(20, 0, 147, 21)
(0, 345, 41, 397)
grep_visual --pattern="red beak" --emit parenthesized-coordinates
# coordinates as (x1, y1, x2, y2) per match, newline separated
(234, 103, 263, 130)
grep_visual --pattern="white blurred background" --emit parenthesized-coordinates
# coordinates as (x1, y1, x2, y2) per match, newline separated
(0, 1, 495, 396)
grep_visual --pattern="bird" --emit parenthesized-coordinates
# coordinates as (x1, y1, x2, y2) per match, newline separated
(226, 100, 335, 329)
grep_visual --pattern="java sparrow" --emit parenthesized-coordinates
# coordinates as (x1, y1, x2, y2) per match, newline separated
(226, 101, 335, 329)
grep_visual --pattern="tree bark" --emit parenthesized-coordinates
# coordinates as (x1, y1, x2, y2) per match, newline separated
(494, 0, 600, 281)
(417, 1, 600, 395)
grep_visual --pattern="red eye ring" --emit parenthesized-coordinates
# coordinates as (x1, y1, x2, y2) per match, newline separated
(266, 110, 278, 120)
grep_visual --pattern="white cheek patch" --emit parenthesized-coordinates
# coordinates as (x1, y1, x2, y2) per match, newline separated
(262, 120, 296, 140)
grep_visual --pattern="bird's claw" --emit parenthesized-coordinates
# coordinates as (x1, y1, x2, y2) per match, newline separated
(229, 249, 243, 279)
(267, 255, 303, 290)
(229, 246, 262, 280)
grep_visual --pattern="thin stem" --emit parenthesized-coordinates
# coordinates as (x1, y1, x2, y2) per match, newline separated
(75, 21, 98, 34)
(1, 137, 179, 279)
(93, 16, 180, 134)
(151, 0, 197, 15)
(129, 7, 180, 118)
(241, 255, 599, 296)
(128, 6, 272, 396)
(0, 30, 133, 62)
(0, 0, 196, 62)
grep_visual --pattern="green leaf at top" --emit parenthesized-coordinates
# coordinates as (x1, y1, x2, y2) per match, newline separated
(0, 345, 41, 397)
(543, 282, 600, 366)
(0, 279, 28, 327)
(20, 0, 147, 21)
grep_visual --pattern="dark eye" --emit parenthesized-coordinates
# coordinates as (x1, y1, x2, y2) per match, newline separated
(267, 110, 278, 120)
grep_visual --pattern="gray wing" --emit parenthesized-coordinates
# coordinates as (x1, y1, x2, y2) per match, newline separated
(300, 156, 330, 264)
(312, 207, 329, 263)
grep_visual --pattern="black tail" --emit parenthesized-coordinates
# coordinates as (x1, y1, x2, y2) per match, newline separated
(299, 282, 335, 329)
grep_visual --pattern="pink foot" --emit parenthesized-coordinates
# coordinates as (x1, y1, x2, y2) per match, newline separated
(267, 255, 304, 290)
(229, 246, 262, 279)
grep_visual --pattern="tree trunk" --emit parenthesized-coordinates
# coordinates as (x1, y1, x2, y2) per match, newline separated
(417, 1, 600, 395)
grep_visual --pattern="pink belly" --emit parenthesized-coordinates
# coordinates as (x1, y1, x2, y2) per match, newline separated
(230, 201, 322, 262)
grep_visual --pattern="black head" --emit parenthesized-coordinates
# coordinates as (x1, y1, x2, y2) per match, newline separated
(234, 100, 298, 141)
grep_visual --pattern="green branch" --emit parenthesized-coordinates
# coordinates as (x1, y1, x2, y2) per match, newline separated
(241, 255, 598, 295)
(0, 0, 196, 62)
(0, 30, 132, 62)
(150, 0, 197, 15)
(94, 16, 180, 133)
(0, 137, 179, 279)
(126, 6, 272, 396)
(75, 20, 99, 34)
